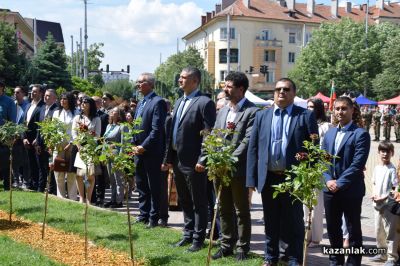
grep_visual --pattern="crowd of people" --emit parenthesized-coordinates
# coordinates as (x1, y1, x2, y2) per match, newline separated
(2, 67, 400, 266)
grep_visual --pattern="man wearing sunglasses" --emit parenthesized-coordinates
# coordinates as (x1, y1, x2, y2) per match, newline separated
(247, 78, 318, 266)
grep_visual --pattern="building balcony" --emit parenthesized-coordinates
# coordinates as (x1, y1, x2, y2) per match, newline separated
(255, 38, 283, 47)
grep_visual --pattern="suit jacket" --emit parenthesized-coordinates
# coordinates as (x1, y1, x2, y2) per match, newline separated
(24, 100, 45, 143)
(37, 103, 58, 147)
(97, 109, 109, 137)
(165, 91, 216, 175)
(322, 123, 370, 198)
(134, 92, 167, 156)
(213, 99, 259, 178)
(246, 104, 318, 192)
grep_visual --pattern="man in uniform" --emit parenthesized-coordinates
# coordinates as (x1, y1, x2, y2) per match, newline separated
(372, 106, 382, 141)
(361, 106, 372, 134)
(382, 108, 393, 141)
(393, 107, 400, 142)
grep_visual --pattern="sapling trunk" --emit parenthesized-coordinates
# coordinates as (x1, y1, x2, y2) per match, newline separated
(303, 206, 313, 266)
(41, 167, 53, 239)
(8, 153, 13, 223)
(84, 166, 89, 260)
(125, 178, 135, 265)
(206, 184, 222, 266)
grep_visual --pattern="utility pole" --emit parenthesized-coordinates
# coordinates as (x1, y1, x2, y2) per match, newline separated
(160, 53, 162, 65)
(227, 13, 231, 74)
(83, 0, 88, 80)
(80, 28, 83, 78)
(76, 42, 80, 77)
(71, 35, 74, 77)
(177, 38, 179, 54)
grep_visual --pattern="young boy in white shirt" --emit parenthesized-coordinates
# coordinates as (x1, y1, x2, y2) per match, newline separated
(371, 141, 399, 265)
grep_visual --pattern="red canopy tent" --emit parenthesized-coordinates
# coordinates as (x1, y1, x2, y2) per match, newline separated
(313, 92, 330, 103)
(378, 95, 400, 105)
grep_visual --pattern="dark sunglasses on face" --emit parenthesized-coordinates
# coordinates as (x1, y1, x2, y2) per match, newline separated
(83, 99, 90, 103)
(274, 87, 291, 92)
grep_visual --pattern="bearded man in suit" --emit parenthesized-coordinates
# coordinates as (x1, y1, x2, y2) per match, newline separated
(210, 71, 259, 261)
(163, 66, 216, 252)
(247, 78, 319, 266)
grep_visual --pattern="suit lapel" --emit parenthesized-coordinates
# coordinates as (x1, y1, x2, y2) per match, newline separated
(179, 92, 201, 124)
(141, 92, 156, 115)
(232, 99, 249, 125)
(329, 128, 338, 155)
(287, 106, 299, 143)
(218, 106, 229, 129)
(265, 108, 273, 143)
(336, 124, 355, 155)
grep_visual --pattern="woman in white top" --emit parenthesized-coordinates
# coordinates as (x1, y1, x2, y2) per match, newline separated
(52, 92, 79, 200)
(305, 97, 332, 246)
(72, 96, 101, 204)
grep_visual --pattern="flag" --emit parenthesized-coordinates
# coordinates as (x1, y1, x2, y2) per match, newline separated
(329, 81, 336, 111)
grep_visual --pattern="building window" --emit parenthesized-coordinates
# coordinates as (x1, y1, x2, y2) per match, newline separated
(220, 27, 235, 40)
(266, 70, 275, 83)
(264, 50, 276, 62)
(289, 32, 296, 44)
(220, 70, 227, 82)
(288, 52, 295, 63)
(261, 29, 270, 40)
(305, 32, 312, 44)
(219, 49, 239, 63)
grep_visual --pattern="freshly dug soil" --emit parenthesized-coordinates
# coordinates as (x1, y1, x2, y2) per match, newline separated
(0, 210, 141, 265)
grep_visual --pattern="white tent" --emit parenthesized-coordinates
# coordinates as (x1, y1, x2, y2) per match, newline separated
(245, 90, 271, 106)
(294, 96, 307, 109)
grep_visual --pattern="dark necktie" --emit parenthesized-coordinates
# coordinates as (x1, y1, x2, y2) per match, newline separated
(172, 97, 188, 149)
(274, 109, 286, 160)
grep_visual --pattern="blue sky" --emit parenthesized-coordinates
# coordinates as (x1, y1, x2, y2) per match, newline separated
(3, 0, 374, 80)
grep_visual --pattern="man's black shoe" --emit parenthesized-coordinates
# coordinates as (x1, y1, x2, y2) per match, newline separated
(211, 248, 233, 260)
(104, 201, 115, 208)
(159, 219, 168, 227)
(133, 218, 148, 224)
(174, 238, 192, 247)
(236, 251, 248, 261)
(187, 243, 203, 252)
(111, 202, 123, 208)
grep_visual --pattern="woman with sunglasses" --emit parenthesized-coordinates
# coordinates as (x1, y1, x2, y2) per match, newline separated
(72, 96, 101, 204)
(52, 92, 80, 200)
(305, 97, 332, 247)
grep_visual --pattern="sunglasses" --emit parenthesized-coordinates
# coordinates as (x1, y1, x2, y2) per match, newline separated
(82, 99, 90, 103)
(274, 87, 291, 92)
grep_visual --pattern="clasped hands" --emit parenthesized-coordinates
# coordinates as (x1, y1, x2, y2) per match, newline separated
(326, 180, 339, 193)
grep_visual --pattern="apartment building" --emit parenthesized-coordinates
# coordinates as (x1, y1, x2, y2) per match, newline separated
(183, 0, 400, 97)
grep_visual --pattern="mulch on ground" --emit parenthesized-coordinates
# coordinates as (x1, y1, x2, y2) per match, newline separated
(0, 210, 142, 265)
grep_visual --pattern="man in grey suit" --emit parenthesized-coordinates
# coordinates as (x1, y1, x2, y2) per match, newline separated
(163, 66, 216, 252)
(247, 78, 319, 266)
(211, 72, 258, 261)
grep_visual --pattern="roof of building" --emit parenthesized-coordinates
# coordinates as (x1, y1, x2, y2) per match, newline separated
(24, 18, 64, 43)
(184, 0, 400, 39)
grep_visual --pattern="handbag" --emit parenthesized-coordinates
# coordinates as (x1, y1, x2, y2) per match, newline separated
(54, 156, 69, 172)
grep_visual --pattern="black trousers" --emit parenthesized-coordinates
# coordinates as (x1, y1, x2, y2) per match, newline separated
(324, 192, 363, 266)
(159, 169, 169, 222)
(0, 145, 10, 190)
(261, 172, 304, 264)
(173, 157, 207, 245)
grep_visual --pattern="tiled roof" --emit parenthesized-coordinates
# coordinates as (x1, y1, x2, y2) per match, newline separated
(216, 0, 400, 24)
(24, 18, 64, 44)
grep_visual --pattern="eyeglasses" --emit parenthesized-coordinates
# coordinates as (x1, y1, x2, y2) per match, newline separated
(274, 87, 291, 92)
(136, 80, 147, 84)
(14, 91, 21, 94)
(82, 99, 90, 103)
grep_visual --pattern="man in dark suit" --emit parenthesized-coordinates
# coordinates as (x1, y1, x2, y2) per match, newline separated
(211, 72, 258, 261)
(322, 96, 370, 266)
(23, 84, 45, 191)
(163, 66, 216, 252)
(246, 78, 318, 266)
(134, 72, 167, 228)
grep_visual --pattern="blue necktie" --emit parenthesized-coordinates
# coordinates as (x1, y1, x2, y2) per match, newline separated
(274, 109, 286, 160)
(172, 97, 188, 150)
(135, 99, 146, 119)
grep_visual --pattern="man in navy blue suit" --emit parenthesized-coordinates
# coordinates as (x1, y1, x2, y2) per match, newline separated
(163, 67, 216, 252)
(134, 73, 167, 228)
(246, 78, 318, 266)
(322, 96, 370, 266)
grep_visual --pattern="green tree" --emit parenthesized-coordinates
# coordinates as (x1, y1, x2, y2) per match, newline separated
(72, 76, 101, 96)
(155, 47, 214, 98)
(289, 19, 382, 98)
(68, 42, 104, 74)
(102, 79, 134, 100)
(0, 21, 27, 86)
(29, 33, 71, 88)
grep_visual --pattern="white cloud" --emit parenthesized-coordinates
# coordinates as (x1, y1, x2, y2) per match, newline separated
(89, 0, 203, 45)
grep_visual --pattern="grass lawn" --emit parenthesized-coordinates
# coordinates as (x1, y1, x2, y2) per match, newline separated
(0, 189, 263, 265)
(0, 235, 64, 265)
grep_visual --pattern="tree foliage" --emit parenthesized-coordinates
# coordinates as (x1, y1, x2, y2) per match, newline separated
(155, 47, 215, 98)
(0, 21, 28, 86)
(29, 33, 71, 88)
(72, 76, 101, 96)
(101, 79, 134, 100)
(289, 19, 400, 99)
